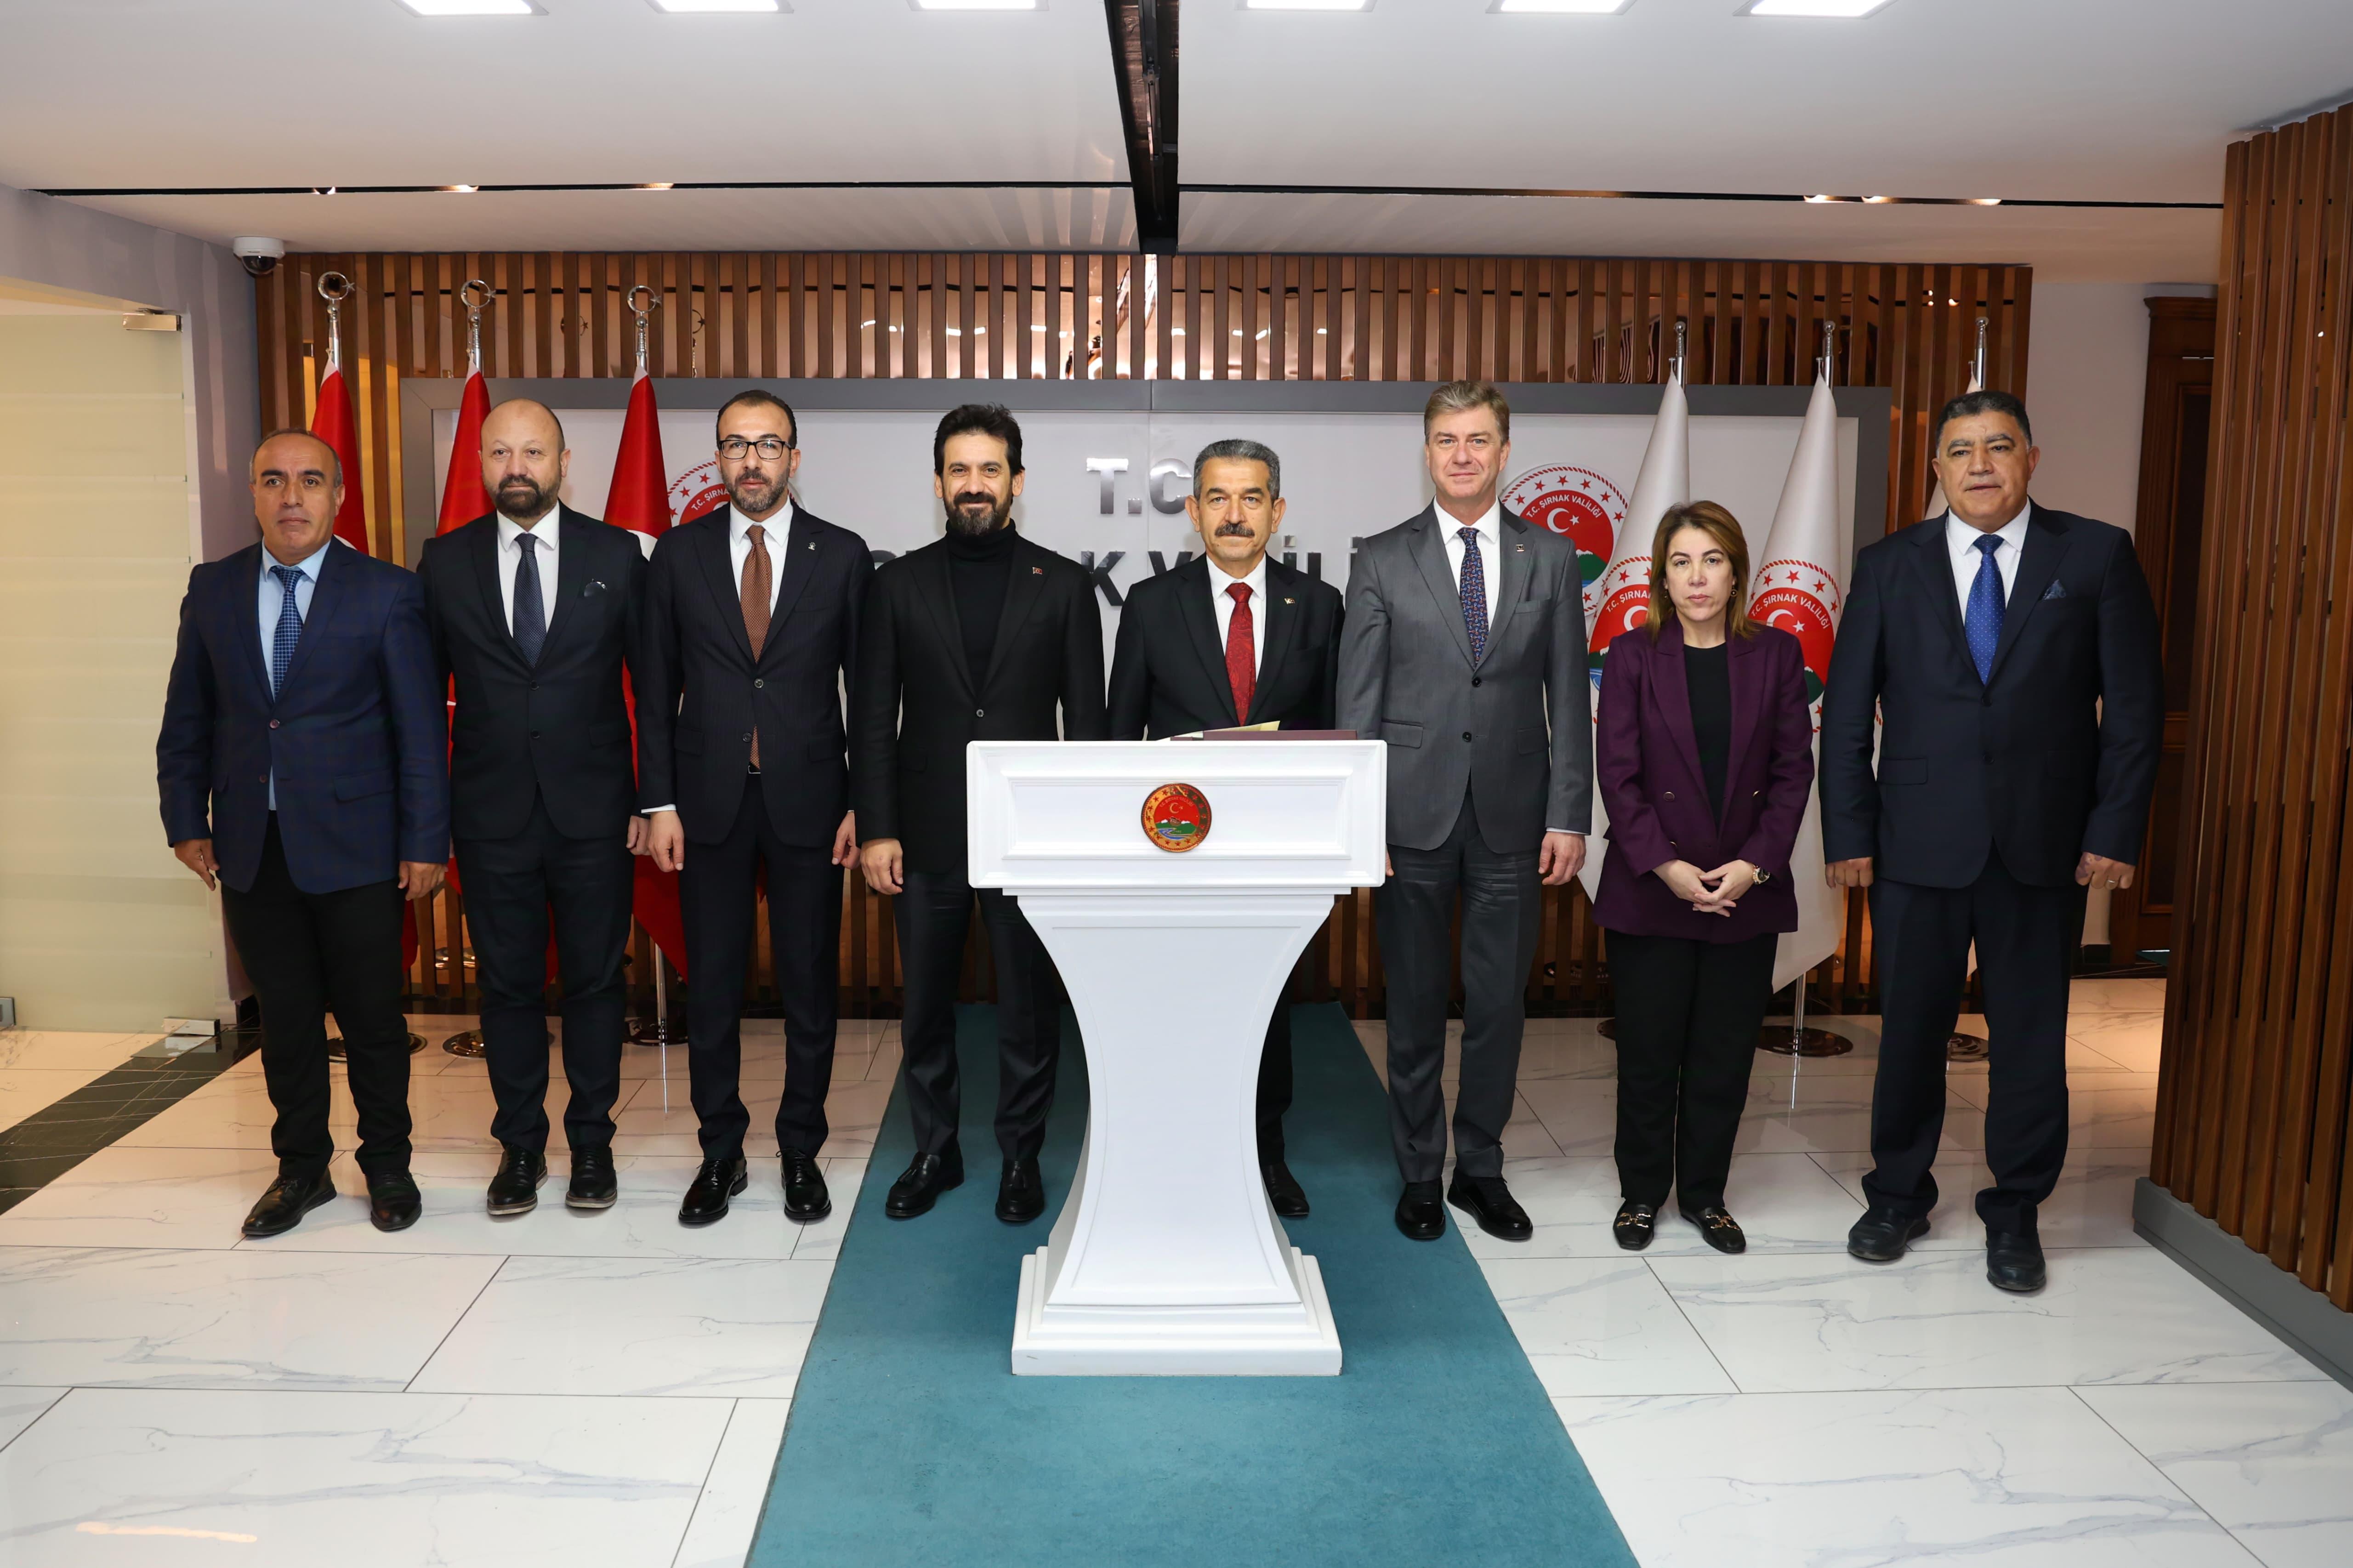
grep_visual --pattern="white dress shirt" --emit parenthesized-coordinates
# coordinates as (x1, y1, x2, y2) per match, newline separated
(1945, 501, 2031, 620)
(496, 505, 560, 633)
(1438, 499, 1500, 625)
(257, 536, 333, 810)
(727, 500, 795, 612)
(1207, 553, 1269, 673)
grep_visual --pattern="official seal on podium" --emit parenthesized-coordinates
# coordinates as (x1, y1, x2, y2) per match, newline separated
(1141, 783, 1211, 851)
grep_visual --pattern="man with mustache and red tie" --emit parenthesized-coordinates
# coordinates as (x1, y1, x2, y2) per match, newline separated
(638, 391, 872, 1228)
(1108, 438, 1343, 1218)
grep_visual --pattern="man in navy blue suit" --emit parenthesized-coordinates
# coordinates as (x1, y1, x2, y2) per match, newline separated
(1821, 391, 2163, 1293)
(159, 431, 449, 1239)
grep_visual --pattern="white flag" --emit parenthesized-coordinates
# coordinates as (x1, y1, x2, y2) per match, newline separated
(1747, 369, 1850, 992)
(1578, 374, 1689, 903)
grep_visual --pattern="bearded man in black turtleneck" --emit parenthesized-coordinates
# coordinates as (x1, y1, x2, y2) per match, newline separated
(850, 405, 1107, 1224)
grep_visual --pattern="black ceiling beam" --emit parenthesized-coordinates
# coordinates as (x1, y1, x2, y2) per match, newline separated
(1104, 0, 1178, 253)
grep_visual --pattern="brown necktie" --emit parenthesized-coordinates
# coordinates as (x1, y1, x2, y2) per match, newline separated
(741, 524, 771, 768)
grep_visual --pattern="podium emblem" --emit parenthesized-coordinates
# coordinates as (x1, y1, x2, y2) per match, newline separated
(1141, 783, 1211, 852)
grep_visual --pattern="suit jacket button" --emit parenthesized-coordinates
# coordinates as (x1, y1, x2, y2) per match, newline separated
(531, 731, 541, 740)
(977, 708, 986, 717)
(741, 732, 753, 744)
(1664, 790, 1676, 801)
(1462, 730, 1472, 741)
(268, 719, 280, 729)
(1472, 676, 1482, 687)
(754, 678, 764, 689)
(257, 774, 267, 784)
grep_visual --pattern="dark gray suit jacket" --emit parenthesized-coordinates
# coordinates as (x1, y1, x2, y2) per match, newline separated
(1337, 503, 1592, 852)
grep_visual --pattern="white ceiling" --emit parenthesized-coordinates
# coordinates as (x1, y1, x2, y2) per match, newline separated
(5, 0, 2348, 279)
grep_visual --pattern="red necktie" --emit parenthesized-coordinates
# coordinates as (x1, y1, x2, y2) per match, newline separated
(1224, 582, 1256, 722)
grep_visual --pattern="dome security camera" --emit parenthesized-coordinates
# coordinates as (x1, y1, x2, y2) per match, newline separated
(232, 237, 286, 278)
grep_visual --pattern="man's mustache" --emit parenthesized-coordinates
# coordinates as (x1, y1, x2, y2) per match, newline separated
(1215, 521, 1253, 537)
(954, 493, 995, 508)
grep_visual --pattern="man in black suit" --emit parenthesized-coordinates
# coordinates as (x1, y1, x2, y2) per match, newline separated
(1108, 438, 1342, 1218)
(159, 431, 448, 1238)
(852, 404, 1108, 1224)
(639, 390, 871, 1227)
(1821, 389, 2163, 1293)
(419, 398, 648, 1217)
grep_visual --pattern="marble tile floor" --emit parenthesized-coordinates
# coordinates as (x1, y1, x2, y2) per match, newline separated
(1367, 977, 2350, 1567)
(0, 978, 2345, 1566)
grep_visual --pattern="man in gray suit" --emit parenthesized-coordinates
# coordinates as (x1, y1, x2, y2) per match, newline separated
(1338, 381, 1591, 1243)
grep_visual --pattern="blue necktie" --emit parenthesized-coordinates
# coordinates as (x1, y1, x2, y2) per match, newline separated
(269, 563, 305, 696)
(1457, 527, 1489, 663)
(512, 532, 546, 665)
(1964, 533, 2004, 683)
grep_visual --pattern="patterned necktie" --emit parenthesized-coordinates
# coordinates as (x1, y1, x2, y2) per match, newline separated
(740, 524, 772, 768)
(512, 532, 546, 666)
(1964, 533, 2005, 683)
(1457, 526, 1489, 663)
(269, 563, 305, 696)
(1224, 582, 1256, 722)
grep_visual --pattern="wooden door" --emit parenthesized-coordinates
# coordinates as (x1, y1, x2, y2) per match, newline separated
(2108, 296, 2214, 961)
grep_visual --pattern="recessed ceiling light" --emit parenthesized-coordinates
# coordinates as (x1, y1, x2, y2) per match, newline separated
(397, 0, 539, 14)
(1742, 0, 1895, 16)
(1242, 0, 1372, 11)
(650, 0, 781, 11)
(911, 0, 1039, 10)
(1491, 0, 1632, 13)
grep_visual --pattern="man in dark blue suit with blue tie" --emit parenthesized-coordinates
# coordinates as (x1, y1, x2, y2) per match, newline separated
(159, 431, 449, 1239)
(1821, 391, 2163, 1293)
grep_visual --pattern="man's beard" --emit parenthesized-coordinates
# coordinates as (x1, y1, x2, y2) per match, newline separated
(944, 491, 1012, 537)
(726, 469, 785, 515)
(495, 477, 553, 520)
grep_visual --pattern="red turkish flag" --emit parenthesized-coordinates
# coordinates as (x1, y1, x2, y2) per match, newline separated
(606, 371, 688, 978)
(437, 369, 493, 534)
(310, 363, 370, 553)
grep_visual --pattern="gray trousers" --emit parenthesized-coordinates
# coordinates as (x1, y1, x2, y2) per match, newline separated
(1375, 789, 1542, 1182)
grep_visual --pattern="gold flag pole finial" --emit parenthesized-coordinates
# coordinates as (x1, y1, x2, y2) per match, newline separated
(459, 279, 491, 377)
(316, 271, 351, 370)
(626, 284, 659, 378)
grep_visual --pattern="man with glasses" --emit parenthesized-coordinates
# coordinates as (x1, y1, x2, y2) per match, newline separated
(639, 391, 872, 1227)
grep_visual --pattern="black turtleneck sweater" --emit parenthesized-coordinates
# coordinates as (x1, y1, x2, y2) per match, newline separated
(945, 523, 1017, 682)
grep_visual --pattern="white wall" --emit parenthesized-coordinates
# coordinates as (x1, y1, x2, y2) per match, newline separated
(2023, 281, 2214, 944)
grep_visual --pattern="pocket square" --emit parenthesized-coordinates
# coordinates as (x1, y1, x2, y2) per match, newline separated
(2040, 580, 2068, 601)
(582, 579, 608, 596)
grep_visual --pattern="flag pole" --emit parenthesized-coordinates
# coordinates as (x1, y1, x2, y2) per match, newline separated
(318, 270, 348, 370)
(1756, 316, 1855, 1059)
(622, 281, 687, 1050)
(1671, 318, 1687, 383)
(1971, 315, 1988, 390)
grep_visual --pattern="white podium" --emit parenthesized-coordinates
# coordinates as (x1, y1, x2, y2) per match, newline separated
(968, 739, 1386, 1376)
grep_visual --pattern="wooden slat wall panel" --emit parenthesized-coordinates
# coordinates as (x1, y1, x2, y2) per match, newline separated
(2153, 102, 2353, 1309)
(256, 250, 2031, 1022)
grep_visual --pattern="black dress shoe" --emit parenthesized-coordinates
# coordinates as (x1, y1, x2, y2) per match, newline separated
(241, 1170, 336, 1238)
(1395, 1180, 1445, 1241)
(1262, 1157, 1310, 1219)
(678, 1156, 748, 1227)
(1614, 1201, 1659, 1251)
(996, 1158, 1045, 1225)
(1987, 1229, 2047, 1293)
(781, 1149, 832, 1224)
(1847, 1206, 1930, 1262)
(487, 1145, 548, 1217)
(367, 1171, 422, 1233)
(1448, 1171, 1535, 1241)
(566, 1146, 617, 1211)
(885, 1151, 965, 1220)
(1682, 1204, 1747, 1255)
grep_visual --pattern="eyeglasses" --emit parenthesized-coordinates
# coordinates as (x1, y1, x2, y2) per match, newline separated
(718, 437, 793, 460)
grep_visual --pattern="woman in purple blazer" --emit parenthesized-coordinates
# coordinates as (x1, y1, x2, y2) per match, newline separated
(1593, 501, 1815, 1254)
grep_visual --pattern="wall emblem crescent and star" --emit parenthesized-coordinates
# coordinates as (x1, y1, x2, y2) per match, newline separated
(1141, 783, 1212, 852)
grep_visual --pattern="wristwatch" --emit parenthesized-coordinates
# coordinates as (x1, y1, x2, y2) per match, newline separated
(1750, 864, 1772, 884)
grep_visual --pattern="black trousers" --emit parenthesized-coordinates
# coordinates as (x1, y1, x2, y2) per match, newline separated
(1256, 1005, 1295, 1163)
(219, 816, 412, 1179)
(1865, 850, 2086, 1233)
(1375, 788, 1541, 1183)
(679, 778, 841, 1160)
(1606, 929, 1776, 1210)
(895, 870, 1063, 1163)
(455, 793, 633, 1153)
